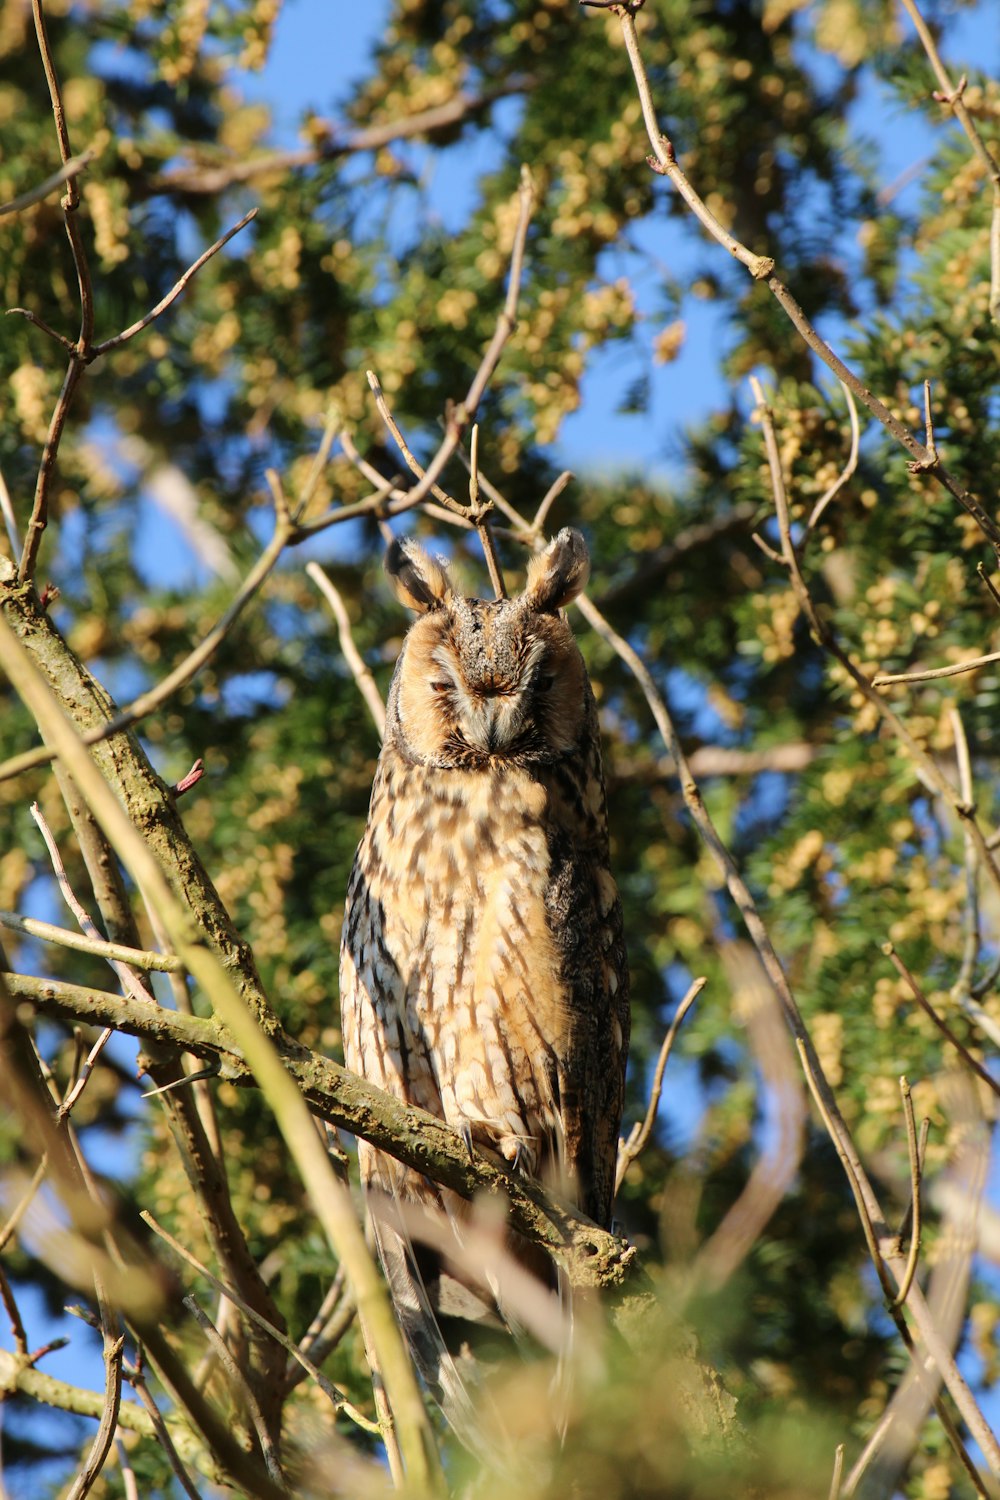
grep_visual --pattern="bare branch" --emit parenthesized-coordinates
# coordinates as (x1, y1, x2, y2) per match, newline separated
(804, 381, 860, 537)
(882, 944, 1000, 1102)
(828, 1443, 844, 1500)
(19, 360, 86, 585)
(153, 79, 533, 195)
(889, 1078, 922, 1310)
(90, 208, 258, 359)
(899, 0, 1000, 323)
(873, 650, 1000, 687)
(183, 1297, 284, 1488)
(572, 586, 1000, 1475)
(0, 527, 290, 783)
(123, 1356, 205, 1500)
(0, 149, 94, 218)
(142, 1211, 377, 1433)
(469, 425, 507, 599)
(364, 162, 536, 551)
(597, 3, 1000, 552)
(64, 1333, 125, 1500)
(0, 465, 22, 559)
(749, 379, 1000, 920)
(950, 708, 981, 1000)
(305, 563, 386, 736)
(615, 975, 703, 1193)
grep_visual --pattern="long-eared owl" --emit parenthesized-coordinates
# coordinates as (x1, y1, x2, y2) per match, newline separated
(339, 528, 629, 1418)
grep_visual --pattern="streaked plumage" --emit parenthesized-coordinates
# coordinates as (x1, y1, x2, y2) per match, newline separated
(339, 528, 629, 1432)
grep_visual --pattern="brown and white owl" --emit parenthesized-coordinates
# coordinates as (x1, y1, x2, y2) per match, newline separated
(339, 527, 629, 1435)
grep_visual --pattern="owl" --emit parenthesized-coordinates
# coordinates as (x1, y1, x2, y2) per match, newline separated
(339, 527, 629, 1435)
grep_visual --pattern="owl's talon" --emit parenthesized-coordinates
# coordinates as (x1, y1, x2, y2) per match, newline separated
(458, 1122, 475, 1161)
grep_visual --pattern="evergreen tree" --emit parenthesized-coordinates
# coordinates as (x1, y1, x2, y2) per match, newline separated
(0, 0, 997, 1494)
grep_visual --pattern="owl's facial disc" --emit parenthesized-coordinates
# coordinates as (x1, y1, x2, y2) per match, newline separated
(429, 636, 543, 753)
(394, 597, 589, 767)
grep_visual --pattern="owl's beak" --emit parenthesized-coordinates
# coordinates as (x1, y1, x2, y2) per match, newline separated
(468, 692, 521, 753)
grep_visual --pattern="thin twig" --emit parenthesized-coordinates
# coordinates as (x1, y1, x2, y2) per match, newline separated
(366, 371, 464, 513)
(950, 708, 981, 999)
(977, 561, 1000, 613)
(29, 802, 155, 1119)
(305, 564, 386, 736)
(64, 1333, 125, 1500)
(357, 1305, 405, 1490)
(872, 650, 1000, 687)
(890, 1078, 922, 1309)
(15, 187, 254, 584)
(90, 209, 258, 358)
(183, 1297, 285, 1488)
(449, 437, 540, 532)
(0, 1263, 28, 1355)
(0, 466, 22, 558)
(469, 426, 507, 599)
(0, 909, 182, 971)
(804, 382, 860, 536)
(828, 1443, 845, 1500)
(0, 1158, 48, 1253)
(294, 407, 342, 522)
(898, 0, 1000, 323)
(123, 1355, 204, 1500)
(615, 976, 704, 1192)
(883, 944, 1000, 1101)
(153, 79, 533, 195)
(286, 1283, 356, 1394)
(750, 378, 1000, 924)
(27, 807, 158, 1007)
(20, 0, 95, 585)
(4, 306, 76, 352)
(0, 521, 291, 782)
(896, 1117, 930, 1252)
(364, 162, 536, 543)
(0, 150, 94, 218)
(114, 1438, 140, 1500)
(19, 360, 86, 584)
(602, 2, 1000, 551)
(532, 470, 574, 534)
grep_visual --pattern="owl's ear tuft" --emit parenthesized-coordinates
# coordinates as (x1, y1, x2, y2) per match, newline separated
(385, 538, 453, 614)
(522, 528, 590, 613)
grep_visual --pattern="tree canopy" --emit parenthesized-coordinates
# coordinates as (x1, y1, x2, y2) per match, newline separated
(1, 0, 999, 1495)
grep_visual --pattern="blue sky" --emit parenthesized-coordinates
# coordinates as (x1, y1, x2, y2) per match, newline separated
(245, 0, 999, 485)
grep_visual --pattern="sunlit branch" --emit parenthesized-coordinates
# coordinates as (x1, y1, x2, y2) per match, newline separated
(0, 148, 94, 218)
(595, 1, 1000, 552)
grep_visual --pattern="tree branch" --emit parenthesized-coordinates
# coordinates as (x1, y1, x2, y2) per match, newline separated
(597, 2, 1000, 554)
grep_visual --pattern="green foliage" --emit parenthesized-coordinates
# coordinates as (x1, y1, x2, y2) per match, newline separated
(1, 0, 999, 1494)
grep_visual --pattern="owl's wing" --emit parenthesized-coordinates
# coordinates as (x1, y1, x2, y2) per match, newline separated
(545, 753, 630, 1230)
(553, 871, 629, 1227)
(340, 868, 508, 1459)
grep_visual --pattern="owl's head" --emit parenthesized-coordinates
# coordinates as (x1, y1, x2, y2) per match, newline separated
(383, 528, 593, 769)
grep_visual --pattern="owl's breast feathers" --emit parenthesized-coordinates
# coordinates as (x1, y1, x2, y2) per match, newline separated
(340, 735, 629, 1229)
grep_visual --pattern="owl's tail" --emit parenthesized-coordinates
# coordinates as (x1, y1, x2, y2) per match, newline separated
(361, 1146, 515, 1465)
(361, 1146, 569, 1464)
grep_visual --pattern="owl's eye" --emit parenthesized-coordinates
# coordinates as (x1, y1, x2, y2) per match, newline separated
(431, 680, 451, 694)
(536, 673, 555, 693)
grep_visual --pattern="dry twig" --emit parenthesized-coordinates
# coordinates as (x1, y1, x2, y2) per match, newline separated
(615, 975, 703, 1192)
(143, 1210, 377, 1433)
(899, 0, 1000, 323)
(0, 150, 95, 218)
(594, 1, 1000, 552)
(883, 944, 1000, 1102)
(306, 564, 387, 736)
